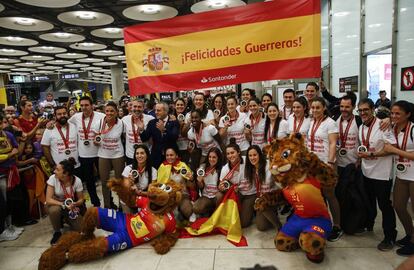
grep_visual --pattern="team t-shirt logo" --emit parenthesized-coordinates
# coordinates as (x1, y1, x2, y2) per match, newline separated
(130, 216, 150, 238)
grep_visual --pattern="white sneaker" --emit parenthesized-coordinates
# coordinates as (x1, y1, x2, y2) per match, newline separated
(9, 225, 24, 234)
(0, 228, 19, 241)
(189, 213, 197, 223)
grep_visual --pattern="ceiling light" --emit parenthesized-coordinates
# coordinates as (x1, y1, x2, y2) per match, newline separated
(400, 8, 407, 12)
(81, 42, 95, 47)
(1, 49, 15, 53)
(54, 32, 71, 38)
(41, 46, 54, 50)
(67, 53, 77, 55)
(333, 12, 349, 17)
(140, 5, 160, 15)
(102, 50, 113, 53)
(6, 36, 23, 42)
(0, 58, 9, 61)
(15, 17, 35, 26)
(208, 1, 227, 8)
(368, 23, 382, 28)
(104, 28, 121, 34)
(76, 11, 96, 20)
(55, 60, 64, 63)
(25, 62, 34, 65)
(33, 55, 42, 58)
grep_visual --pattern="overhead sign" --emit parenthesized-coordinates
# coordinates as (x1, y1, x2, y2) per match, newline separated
(124, 0, 321, 95)
(401, 66, 414, 91)
(339, 75, 358, 93)
(30, 74, 59, 82)
(61, 71, 90, 80)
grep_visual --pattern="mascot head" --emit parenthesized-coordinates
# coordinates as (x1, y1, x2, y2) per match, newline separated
(266, 133, 315, 187)
(146, 181, 182, 214)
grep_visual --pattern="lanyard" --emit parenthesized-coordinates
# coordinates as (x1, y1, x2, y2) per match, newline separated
(131, 115, 142, 143)
(250, 112, 262, 130)
(81, 112, 94, 140)
(204, 166, 216, 177)
(59, 180, 74, 200)
(56, 124, 70, 149)
(194, 124, 203, 144)
(229, 111, 239, 124)
(394, 122, 411, 162)
(267, 123, 274, 143)
(222, 161, 240, 181)
(310, 117, 325, 151)
(339, 115, 354, 148)
(255, 173, 261, 197)
(101, 117, 116, 135)
(362, 118, 377, 149)
(293, 116, 304, 133)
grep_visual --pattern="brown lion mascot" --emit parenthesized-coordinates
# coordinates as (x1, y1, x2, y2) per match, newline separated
(255, 133, 337, 263)
(38, 179, 182, 270)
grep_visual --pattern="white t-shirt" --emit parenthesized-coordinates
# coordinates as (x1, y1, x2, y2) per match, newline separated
(97, 119, 125, 159)
(122, 114, 154, 159)
(41, 123, 79, 167)
(47, 174, 83, 202)
(394, 122, 414, 181)
(187, 124, 220, 156)
(336, 115, 360, 167)
(198, 164, 219, 198)
(259, 161, 280, 194)
(359, 118, 396, 180)
(219, 162, 244, 185)
(281, 105, 293, 120)
(287, 115, 311, 138)
(237, 166, 257, 196)
(244, 113, 266, 148)
(122, 165, 157, 190)
(69, 111, 105, 158)
(306, 117, 338, 163)
(219, 113, 250, 151)
(185, 110, 214, 124)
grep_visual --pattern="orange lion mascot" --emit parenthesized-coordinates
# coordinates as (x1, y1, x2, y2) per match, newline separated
(38, 179, 182, 270)
(255, 133, 337, 263)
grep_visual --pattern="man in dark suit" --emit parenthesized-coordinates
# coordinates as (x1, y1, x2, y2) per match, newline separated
(140, 102, 179, 168)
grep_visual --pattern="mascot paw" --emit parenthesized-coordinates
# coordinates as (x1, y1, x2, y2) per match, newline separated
(253, 197, 266, 212)
(54, 231, 84, 251)
(274, 232, 299, 252)
(299, 232, 326, 256)
(38, 248, 67, 270)
(107, 178, 123, 190)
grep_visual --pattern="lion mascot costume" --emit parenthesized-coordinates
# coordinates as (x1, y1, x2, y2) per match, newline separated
(255, 133, 337, 263)
(38, 179, 182, 270)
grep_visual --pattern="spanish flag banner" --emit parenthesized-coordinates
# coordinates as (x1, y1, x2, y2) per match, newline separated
(180, 185, 248, 247)
(124, 0, 320, 95)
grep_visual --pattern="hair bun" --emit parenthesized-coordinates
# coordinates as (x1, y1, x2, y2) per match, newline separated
(67, 157, 76, 166)
(229, 137, 237, 145)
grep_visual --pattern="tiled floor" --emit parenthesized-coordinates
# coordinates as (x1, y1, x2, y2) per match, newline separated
(0, 185, 409, 270)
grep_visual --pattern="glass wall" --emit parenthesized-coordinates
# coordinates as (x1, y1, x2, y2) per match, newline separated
(365, 0, 393, 53)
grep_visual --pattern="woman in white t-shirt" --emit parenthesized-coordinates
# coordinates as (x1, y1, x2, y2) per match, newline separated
(212, 94, 227, 128)
(219, 96, 249, 154)
(175, 98, 190, 162)
(263, 103, 289, 150)
(121, 144, 157, 214)
(308, 97, 342, 241)
(188, 110, 224, 167)
(193, 147, 223, 217)
(288, 96, 311, 139)
(96, 101, 125, 209)
(45, 158, 84, 245)
(244, 98, 266, 149)
(185, 92, 215, 125)
(385, 101, 414, 256)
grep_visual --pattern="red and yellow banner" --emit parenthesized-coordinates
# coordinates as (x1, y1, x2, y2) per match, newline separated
(124, 0, 320, 95)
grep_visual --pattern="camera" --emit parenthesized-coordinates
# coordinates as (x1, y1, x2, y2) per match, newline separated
(197, 168, 205, 177)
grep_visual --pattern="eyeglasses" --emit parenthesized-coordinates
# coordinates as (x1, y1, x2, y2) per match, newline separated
(357, 108, 371, 113)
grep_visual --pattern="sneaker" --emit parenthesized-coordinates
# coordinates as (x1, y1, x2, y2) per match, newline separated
(396, 242, 414, 256)
(9, 225, 24, 234)
(328, 226, 344, 242)
(0, 228, 19, 242)
(50, 231, 62, 246)
(377, 239, 395, 251)
(396, 235, 411, 247)
(306, 252, 324, 263)
(189, 213, 197, 223)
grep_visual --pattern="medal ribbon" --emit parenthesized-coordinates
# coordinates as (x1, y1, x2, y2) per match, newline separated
(362, 118, 377, 149)
(194, 124, 203, 145)
(267, 123, 274, 143)
(131, 115, 142, 144)
(101, 117, 117, 135)
(204, 166, 216, 177)
(222, 161, 240, 182)
(250, 112, 262, 130)
(229, 111, 239, 124)
(394, 122, 411, 162)
(310, 117, 326, 151)
(255, 173, 261, 197)
(81, 112, 94, 140)
(339, 115, 354, 148)
(59, 181, 74, 200)
(293, 116, 304, 133)
(56, 124, 70, 150)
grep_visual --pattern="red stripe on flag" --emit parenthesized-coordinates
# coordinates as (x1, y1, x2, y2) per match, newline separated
(128, 56, 320, 95)
(124, 0, 320, 43)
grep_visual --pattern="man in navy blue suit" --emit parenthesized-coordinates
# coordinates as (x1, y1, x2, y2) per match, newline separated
(140, 102, 179, 168)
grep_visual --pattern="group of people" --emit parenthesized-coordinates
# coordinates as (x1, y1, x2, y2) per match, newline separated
(1, 83, 413, 259)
